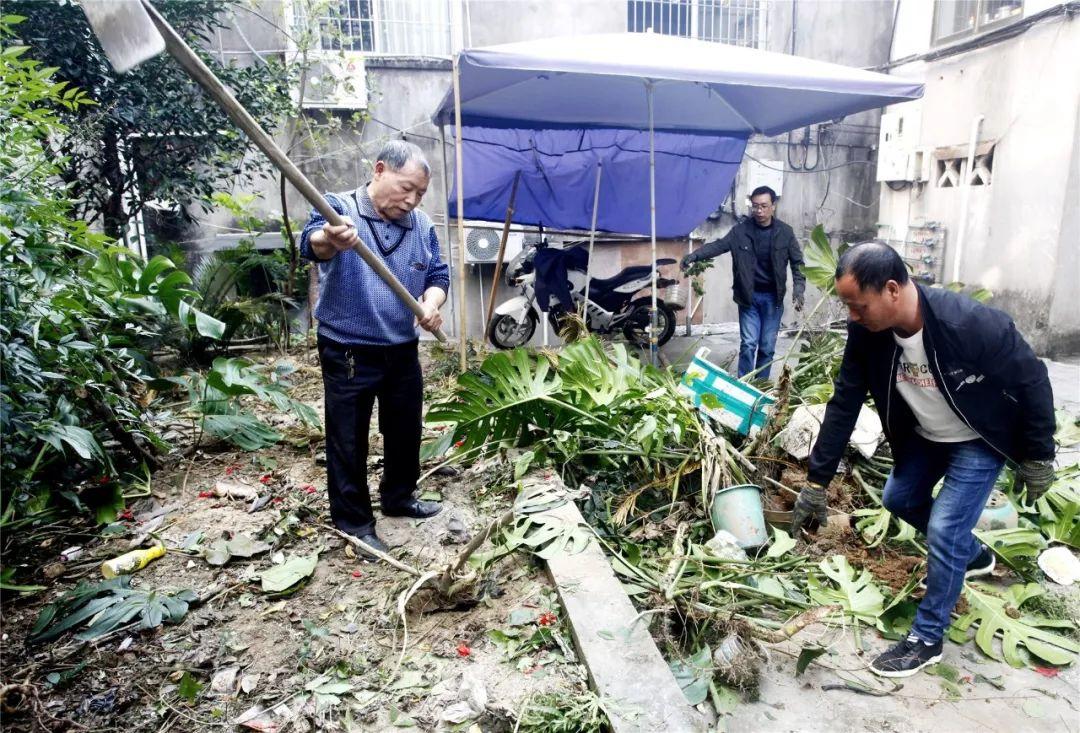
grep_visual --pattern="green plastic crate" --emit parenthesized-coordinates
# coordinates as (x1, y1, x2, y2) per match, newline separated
(678, 347, 775, 436)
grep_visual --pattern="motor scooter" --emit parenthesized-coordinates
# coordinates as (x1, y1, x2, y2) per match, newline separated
(487, 240, 681, 349)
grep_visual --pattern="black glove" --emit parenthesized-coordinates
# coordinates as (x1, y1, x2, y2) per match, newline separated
(1015, 459, 1055, 503)
(680, 253, 699, 272)
(792, 483, 828, 536)
(793, 294, 805, 312)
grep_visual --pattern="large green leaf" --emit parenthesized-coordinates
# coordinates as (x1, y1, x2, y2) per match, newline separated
(670, 645, 712, 706)
(260, 553, 318, 593)
(950, 583, 1079, 668)
(974, 527, 1046, 577)
(801, 225, 840, 294)
(29, 578, 195, 644)
(1039, 490, 1080, 549)
(807, 555, 885, 625)
(203, 414, 281, 451)
(426, 349, 567, 451)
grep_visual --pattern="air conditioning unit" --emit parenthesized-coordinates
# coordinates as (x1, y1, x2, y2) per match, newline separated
(299, 52, 367, 109)
(462, 222, 524, 264)
(876, 107, 922, 183)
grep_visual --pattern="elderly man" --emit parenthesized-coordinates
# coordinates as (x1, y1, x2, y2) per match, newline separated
(681, 185, 805, 380)
(300, 141, 449, 555)
(792, 243, 1056, 677)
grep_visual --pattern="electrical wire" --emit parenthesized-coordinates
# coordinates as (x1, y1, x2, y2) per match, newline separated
(743, 151, 874, 174)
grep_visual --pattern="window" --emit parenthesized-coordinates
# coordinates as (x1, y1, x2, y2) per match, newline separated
(932, 0, 1022, 45)
(294, 0, 452, 57)
(627, 0, 766, 48)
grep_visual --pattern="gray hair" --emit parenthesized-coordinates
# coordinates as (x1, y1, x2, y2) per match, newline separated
(376, 140, 430, 177)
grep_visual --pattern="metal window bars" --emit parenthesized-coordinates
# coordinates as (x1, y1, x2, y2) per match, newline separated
(627, 0, 767, 48)
(300, 0, 453, 57)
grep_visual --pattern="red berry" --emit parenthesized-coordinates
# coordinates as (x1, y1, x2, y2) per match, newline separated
(456, 643, 471, 658)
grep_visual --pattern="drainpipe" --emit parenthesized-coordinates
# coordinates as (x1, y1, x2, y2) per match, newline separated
(951, 113, 984, 283)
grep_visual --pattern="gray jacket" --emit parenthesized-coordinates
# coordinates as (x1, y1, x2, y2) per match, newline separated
(691, 217, 806, 307)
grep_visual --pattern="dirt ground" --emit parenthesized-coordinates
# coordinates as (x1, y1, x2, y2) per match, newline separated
(0, 345, 588, 732)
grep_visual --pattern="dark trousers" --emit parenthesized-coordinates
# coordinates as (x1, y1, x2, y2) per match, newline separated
(318, 336, 422, 536)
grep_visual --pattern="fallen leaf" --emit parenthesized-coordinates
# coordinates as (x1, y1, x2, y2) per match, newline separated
(178, 672, 203, 703)
(1033, 666, 1060, 678)
(259, 554, 318, 593)
(1022, 699, 1046, 718)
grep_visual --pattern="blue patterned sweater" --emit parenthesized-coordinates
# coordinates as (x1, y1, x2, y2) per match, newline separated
(300, 186, 450, 346)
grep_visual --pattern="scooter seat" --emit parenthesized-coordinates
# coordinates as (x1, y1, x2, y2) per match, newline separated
(589, 266, 653, 290)
(589, 259, 676, 291)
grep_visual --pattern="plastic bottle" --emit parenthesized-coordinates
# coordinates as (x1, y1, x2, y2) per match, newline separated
(101, 544, 166, 578)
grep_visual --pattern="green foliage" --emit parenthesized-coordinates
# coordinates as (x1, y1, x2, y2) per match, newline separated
(426, 337, 711, 491)
(29, 576, 196, 644)
(973, 527, 1047, 578)
(516, 689, 611, 733)
(8, 1, 292, 236)
(801, 225, 842, 294)
(670, 645, 713, 705)
(184, 192, 310, 355)
(153, 357, 320, 451)
(0, 17, 226, 521)
(949, 582, 1079, 668)
(807, 555, 886, 625)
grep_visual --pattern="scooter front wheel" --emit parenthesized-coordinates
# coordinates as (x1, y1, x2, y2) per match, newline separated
(488, 311, 538, 350)
(622, 301, 676, 348)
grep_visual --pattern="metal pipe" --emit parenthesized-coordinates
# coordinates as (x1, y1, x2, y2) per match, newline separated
(452, 55, 468, 368)
(438, 124, 457, 336)
(582, 163, 604, 321)
(647, 80, 658, 366)
(951, 114, 984, 283)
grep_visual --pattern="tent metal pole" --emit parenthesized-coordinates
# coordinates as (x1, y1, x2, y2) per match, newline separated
(438, 124, 457, 337)
(582, 162, 603, 323)
(647, 81, 658, 366)
(452, 55, 468, 371)
(685, 238, 694, 336)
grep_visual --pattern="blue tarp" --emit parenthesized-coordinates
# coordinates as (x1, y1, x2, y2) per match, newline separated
(447, 127, 747, 237)
(434, 33, 925, 236)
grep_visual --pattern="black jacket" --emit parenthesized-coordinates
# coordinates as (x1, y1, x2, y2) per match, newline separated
(807, 285, 1056, 485)
(693, 217, 806, 307)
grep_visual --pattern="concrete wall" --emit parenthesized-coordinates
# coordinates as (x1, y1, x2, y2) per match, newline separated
(879, 3, 1080, 355)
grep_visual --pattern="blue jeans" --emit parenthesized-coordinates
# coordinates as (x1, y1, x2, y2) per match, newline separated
(882, 436, 1005, 643)
(737, 291, 784, 378)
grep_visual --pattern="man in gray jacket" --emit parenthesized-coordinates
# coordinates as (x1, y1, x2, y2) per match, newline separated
(681, 186, 806, 379)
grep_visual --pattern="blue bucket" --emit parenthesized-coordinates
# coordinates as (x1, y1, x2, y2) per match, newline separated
(710, 484, 768, 549)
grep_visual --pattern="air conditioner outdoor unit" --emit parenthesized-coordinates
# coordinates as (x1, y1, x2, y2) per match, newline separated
(300, 52, 367, 109)
(462, 222, 524, 264)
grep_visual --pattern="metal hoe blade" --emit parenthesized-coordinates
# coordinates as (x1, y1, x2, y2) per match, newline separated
(80, 0, 165, 73)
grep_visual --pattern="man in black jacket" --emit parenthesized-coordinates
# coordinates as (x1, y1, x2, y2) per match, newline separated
(792, 243, 1056, 677)
(681, 186, 805, 379)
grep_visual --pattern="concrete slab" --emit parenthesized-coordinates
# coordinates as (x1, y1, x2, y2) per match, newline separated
(725, 627, 1079, 733)
(541, 499, 708, 733)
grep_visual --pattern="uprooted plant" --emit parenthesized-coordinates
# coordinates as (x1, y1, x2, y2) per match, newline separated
(416, 323, 1080, 715)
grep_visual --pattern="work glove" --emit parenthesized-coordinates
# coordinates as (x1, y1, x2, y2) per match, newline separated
(793, 294, 805, 312)
(791, 482, 828, 536)
(1014, 459, 1055, 503)
(680, 253, 699, 272)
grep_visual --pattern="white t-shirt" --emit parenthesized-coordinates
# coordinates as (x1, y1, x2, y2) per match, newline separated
(893, 329, 979, 443)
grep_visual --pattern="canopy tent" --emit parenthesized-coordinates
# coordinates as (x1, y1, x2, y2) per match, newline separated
(433, 32, 924, 362)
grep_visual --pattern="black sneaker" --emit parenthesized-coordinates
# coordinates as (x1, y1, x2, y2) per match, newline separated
(965, 547, 996, 579)
(869, 635, 943, 678)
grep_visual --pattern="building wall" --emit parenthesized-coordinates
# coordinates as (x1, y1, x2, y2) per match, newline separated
(879, 2, 1080, 355)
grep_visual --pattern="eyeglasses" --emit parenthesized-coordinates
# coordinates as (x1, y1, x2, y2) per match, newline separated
(750, 203, 773, 211)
